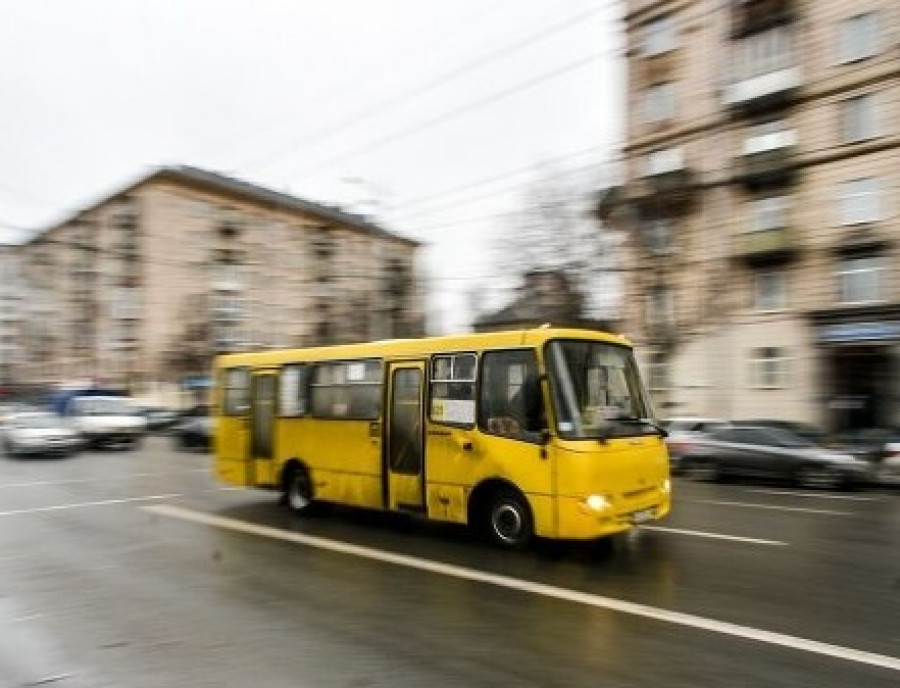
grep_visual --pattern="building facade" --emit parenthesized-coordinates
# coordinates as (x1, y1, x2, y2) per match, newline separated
(604, 0, 900, 430)
(8, 166, 422, 402)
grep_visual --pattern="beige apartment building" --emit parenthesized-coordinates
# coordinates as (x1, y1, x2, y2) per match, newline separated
(9, 166, 422, 402)
(602, 0, 900, 430)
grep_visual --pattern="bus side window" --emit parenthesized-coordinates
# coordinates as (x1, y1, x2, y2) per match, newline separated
(478, 350, 544, 442)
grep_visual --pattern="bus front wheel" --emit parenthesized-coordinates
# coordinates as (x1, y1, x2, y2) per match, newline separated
(486, 488, 533, 549)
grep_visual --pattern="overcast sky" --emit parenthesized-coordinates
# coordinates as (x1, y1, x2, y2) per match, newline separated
(0, 0, 624, 333)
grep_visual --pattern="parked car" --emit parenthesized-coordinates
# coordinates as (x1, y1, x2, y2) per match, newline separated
(680, 425, 871, 490)
(732, 419, 826, 445)
(827, 427, 894, 463)
(172, 415, 213, 451)
(663, 417, 733, 473)
(139, 406, 181, 432)
(1, 411, 83, 458)
(878, 434, 900, 486)
(63, 395, 148, 449)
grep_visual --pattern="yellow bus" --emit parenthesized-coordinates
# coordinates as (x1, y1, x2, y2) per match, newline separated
(213, 327, 671, 547)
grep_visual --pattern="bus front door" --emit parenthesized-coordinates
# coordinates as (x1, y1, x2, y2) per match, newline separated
(250, 372, 278, 487)
(385, 362, 426, 512)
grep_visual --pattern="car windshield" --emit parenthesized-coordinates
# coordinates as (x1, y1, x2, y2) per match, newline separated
(546, 339, 655, 439)
(11, 413, 64, 429)
(72, 397, 139, 415)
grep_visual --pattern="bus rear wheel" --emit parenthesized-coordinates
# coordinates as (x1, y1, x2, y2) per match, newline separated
(285, 467, 316, 515)
(486, 488, 533, 549)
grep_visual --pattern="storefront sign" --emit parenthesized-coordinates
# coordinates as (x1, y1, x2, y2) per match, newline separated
(818, 322, 900, 344)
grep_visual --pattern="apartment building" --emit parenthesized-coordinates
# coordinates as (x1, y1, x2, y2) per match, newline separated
(10, 166, 422, 400)
(0, 246, 24, 387)
(602, 0, 900, 430)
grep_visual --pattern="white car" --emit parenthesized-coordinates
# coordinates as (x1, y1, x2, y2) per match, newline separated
(64, 396, 148, 449)
(2, 411, 83, 457)
(876, 437, 900, 486)
(663, 417, 733, 473)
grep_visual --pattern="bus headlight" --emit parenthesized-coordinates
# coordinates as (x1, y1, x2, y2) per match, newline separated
(662, 478, 671, 493)
(584, 494, 610, 512)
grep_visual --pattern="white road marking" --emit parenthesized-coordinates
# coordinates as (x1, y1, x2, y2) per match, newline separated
(747, 489, 881, 502)
(694, 500, 850, 516)
(0, 469, 207, 490)
(145, 504, 900, 674)
(640, 525, 787, 546)
(0, 494, 181, 517)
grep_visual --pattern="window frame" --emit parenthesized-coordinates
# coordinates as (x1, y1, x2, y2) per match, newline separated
(643, 15, 677, 57)
(749, 195, 789, 233)
(838, 12, 880, 64)
(278, 363, 311, 418)
(838, 178, 881, 225)
(428, 352, 478, 429)
(753, 268, 788, 313)
(309, 358, 384, 420)
(749, 347, 789, 389)
(477, 348, 544, 443)
(837, 255, 883, 305)
(644, 82, 676, 124)
(840, 93, 878, 143)
(221, 366, 250, 416)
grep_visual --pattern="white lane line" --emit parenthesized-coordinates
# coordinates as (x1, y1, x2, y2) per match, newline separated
(640, 525, 787, 546)
(0, 494, 181, 517)
(693, 500, 850, 516)
(145, 504, 900, 674)
(0, 469, 207, 490)
(747, 489, 881, 502)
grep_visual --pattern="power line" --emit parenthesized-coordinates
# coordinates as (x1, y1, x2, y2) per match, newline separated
(278, 47, 613, 182)
(240, 3, 610, 174)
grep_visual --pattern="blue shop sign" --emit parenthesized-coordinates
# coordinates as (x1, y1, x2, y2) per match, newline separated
(818, 322, 900, 344)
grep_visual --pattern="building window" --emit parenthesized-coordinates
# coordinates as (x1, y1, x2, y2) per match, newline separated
(840, 94, 878, 143)
(749, 347, 789, 388)
(839, 13, 880, 63)
(644, 218, 675, 255)
(644, 82, 675, 123)
(753, 269, 787, 312)
(838, 178, 880, 225)
(837, 255, 882, 304)
(648, 351, 669, 391)
(749, 196, 789, 232)
(644, 15, 676, 57)
(735, 26, 793, 80)
(647, 285, 674, 326)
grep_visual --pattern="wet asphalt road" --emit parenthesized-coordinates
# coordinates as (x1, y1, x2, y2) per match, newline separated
(1, 435, 899, 688)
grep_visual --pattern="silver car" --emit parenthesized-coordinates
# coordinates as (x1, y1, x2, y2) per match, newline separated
(2, 412, 84, 458)
(680, 425, 871, 490)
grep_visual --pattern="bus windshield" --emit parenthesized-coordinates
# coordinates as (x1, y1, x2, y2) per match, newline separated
(546, 339, 655, 439)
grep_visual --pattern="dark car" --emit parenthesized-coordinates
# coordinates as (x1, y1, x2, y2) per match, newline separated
(680, 425, 871, 490)
(732, 419, 826, 445)
(172, 415, 213, 451)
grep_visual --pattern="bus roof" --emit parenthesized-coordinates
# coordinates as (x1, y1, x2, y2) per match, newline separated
(214, 327, 633, 369)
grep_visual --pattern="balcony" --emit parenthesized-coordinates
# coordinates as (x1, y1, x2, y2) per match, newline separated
(730, 0, 796, 39)
(735, 131, 798, 188)
(723, 66, 802, 112)
(736, 227, 798, 265)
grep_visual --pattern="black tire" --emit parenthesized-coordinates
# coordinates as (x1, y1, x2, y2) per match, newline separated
(795, 464, 844, 491)
(485, 488, 533, 549)
(683, 458, 720, 482)
(285, 467, 318, 515)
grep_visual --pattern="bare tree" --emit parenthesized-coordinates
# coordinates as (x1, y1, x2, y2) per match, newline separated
(484, 162, 618, 327)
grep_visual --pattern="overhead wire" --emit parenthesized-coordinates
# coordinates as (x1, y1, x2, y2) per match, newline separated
(233, 3, 611, 174)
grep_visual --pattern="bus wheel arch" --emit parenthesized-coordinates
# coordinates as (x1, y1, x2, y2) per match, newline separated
(469, 479, 534, 549)
(281, 459, 316, 514)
